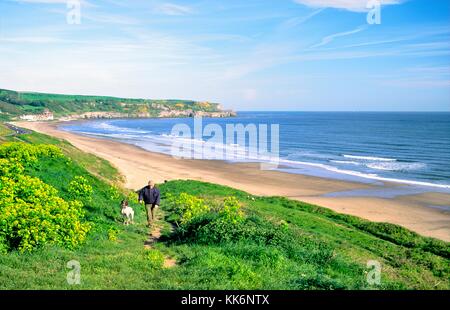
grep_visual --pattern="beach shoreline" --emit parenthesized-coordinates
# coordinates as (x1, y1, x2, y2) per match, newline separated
(13, 120, 450, 242)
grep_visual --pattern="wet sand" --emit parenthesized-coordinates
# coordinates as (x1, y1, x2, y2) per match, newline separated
(14, 121, 450, 242)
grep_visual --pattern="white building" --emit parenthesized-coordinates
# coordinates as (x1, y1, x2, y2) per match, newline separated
(19, 110, 54, 121)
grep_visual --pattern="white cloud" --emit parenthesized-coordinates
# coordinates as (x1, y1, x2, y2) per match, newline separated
(293, 0, 403, 12)
(153, 3, 193, 16)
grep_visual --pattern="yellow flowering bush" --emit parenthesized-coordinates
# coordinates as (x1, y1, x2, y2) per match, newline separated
(168, 195, 248, 244)
(68, 176, 93, 201)
(146, 249, 165, 269)
(108, 185, 121, 200)
(0, 175, 91, 253)
(0, 142, 63, 164)
(108, 227, 118, 242)
(127, 191, 139, 204)
(218, 196, 245, 225)
(0, 158, 24, 177)
(165, 193, 210, 226)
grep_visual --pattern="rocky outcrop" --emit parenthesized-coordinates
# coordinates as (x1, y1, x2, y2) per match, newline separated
(59, 112, 129, 121)
(158, 109, 236, 118)
(21, 108, 236, 121)
(193, 110, 236, 118)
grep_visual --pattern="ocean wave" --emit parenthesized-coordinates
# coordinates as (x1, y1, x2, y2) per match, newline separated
(76, 131, 142, 140)
(64, 127, 450, 190)
(366, 162, 426, 171)
(343, 154, 396, 162)
(287, 150, 332, 160)
(90, 122, 148, 134)
(123, 135, 450, 188)
(330, 160, 361, 165)
(277, 159, 449, 189)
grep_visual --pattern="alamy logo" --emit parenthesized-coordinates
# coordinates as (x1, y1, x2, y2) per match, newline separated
(367, 0, 382, 25)
(170, 117, 280, 170)
(67, 260, 81, 285)
(366, 260, 381, 285)
(67, 0, 81, 25)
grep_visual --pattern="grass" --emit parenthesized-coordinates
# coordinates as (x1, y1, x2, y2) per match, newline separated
(0, 129, 449, 290)
(0, 123, 13, 142)
(6, 130, 123, 184)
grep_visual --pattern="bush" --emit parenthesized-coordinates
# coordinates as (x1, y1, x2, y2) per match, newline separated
(108, 227, 118, 242)
(0, 158, 24, 177)
(0, 143, 63, 179)
(146, 249, 165, 269)
(165, 194, 245, 229)
(175, 209, 335, 267)
(186, 214, 286, 246)
(108, 185, 121, 201)
(68, 176, 93, 201)
(219, 196, 245, 225)
(165, 193, 210, 227)
(0, 175, 91, 253)
(127, 191, 139, 204)
(0, 142, 63, 164)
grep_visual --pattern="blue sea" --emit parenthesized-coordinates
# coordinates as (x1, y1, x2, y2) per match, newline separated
(60, 112, 450, 192)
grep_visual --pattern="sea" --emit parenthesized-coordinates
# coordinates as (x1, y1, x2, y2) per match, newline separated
(60, 112, 450, 194)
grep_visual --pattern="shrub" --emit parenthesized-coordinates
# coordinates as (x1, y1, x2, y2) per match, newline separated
(188, 214, 285, 246)
(165, 193, 210, 227)
(127, 191, 139, 204)
(219, 196, 244, 225)
(0, 175, 91, 253)
(0, 158, 24, 177)
(108, 227, 118, 242)
(165, 194, 245, 229)
(108, 185, 121, 201)
(146, 249, 165, 269)
(176, 212, 335, 267)
(0, 142, 63, 164)
(0, 143, 63, 179)
(68, 176, 93, 201)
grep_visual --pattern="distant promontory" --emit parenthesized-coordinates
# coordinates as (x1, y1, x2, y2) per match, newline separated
(0, 88, 236, 121)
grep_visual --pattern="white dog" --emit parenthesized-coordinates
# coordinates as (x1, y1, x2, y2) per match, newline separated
(121, 200, 134, 225)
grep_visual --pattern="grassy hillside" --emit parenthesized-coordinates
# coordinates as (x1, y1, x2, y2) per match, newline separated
(0, 124, 13, 141)
(0, 128, 448, 289)
(0, 88, 223, 118)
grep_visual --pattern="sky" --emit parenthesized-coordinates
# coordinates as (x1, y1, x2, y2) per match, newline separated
(0, 0, 449, 111)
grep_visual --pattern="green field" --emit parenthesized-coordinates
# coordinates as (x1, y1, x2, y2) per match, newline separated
(0, 127, 448, 290)
(0, 88, 222, 118)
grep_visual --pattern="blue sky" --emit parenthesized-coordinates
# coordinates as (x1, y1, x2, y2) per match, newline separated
(0, 0, 449, 111)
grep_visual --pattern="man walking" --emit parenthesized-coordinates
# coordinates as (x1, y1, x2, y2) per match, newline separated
(138, 180, 160, 227)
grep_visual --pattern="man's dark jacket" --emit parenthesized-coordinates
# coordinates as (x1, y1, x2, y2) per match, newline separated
(138, 186, 160, 205)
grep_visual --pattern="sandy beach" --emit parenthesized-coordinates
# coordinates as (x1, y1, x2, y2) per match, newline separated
(13, 121, 450, 242)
